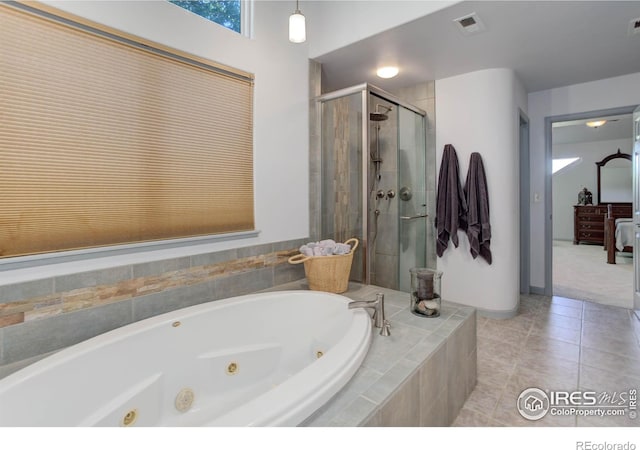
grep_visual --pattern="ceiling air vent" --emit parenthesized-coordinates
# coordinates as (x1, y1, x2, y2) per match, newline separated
(453, 12, 486, 35)
(629, 17, 640, 36)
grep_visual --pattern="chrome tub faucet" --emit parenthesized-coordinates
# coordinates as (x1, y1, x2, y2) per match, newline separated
(348, 292, 391, 336)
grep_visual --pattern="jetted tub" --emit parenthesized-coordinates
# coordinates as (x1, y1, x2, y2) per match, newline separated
(0, 290, 371, 426)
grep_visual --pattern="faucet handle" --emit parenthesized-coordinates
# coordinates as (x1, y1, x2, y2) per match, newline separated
(380, 320, 391, 337)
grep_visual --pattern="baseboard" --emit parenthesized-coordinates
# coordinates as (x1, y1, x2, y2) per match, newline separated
(476, 305, 519, 320)
(529, 286, 546, 296)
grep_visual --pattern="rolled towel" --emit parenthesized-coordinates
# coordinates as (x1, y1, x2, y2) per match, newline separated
(300, 239, 352, 256)
(333, 243, 351, 255)
(319, 239, 336, 255)
(299, 245, 313, 257)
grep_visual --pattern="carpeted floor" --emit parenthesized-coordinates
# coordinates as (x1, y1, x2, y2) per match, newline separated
(553, 240, 633, 309)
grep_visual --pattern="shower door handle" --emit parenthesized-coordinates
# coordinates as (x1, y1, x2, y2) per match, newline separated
(400, 214, 428, 220)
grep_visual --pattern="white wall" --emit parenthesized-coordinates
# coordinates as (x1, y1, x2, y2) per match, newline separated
(435, 68, 526, 316)
(528, 72, 640, 289)
(29, 1, 309, 253)
(552, 138, 633, 241)
(305, 0, 457, 58)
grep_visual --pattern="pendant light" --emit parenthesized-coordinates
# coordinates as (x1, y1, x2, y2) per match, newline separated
(289, 0, 306, 43)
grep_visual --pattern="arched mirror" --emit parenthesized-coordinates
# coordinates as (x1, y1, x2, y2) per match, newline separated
(596, 149, 632, 204)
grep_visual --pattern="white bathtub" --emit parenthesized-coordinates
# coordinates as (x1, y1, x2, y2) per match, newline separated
(0, 290, 371, 426)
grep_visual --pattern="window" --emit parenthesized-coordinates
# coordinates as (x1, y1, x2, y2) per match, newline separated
(169, 0, 242, 34)
(0, 3, 255, 259)
(552, 157, 581, 174)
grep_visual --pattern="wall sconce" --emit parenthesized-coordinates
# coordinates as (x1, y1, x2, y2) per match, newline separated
(289, 0, 306, 43)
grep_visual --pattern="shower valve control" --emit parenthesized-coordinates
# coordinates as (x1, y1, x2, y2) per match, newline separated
(399, 187, 412, 201)
(386, 190, 396, 199)
(376, 190, 386, 199)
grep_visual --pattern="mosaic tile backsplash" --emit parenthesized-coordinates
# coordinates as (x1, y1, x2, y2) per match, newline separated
(0, 238, 307, 368)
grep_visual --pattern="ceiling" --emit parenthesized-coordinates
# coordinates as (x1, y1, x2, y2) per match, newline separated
(314, 1, 640, 93)
(552, 114, 633, 145)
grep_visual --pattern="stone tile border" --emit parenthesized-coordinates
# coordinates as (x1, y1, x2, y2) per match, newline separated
(0, 239, 307, 328)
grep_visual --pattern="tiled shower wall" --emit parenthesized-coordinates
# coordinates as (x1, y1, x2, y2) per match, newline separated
(309, 60, 322, 242)
(0, 238, 307, 374)
(310, 60, 364, 281)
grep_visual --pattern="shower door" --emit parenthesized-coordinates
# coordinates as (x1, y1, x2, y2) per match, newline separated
(368, 100, 427, 291)
(367, 95, 398, 288)
(398, 106, 427, 292)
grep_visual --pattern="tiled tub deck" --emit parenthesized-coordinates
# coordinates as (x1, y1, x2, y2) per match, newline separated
(269, 281, 477, 427)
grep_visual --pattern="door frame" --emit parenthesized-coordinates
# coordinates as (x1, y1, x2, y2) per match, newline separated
(543, 105, 639, 296)
(519, 110, 531, 294)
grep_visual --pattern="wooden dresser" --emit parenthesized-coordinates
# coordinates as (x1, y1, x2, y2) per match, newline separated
(573, 204, 632, 245)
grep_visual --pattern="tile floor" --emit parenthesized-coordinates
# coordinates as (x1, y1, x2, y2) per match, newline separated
(452, 294, 640, 427)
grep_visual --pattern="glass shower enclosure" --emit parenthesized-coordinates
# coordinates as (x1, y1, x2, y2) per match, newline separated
(317, 84, 427, 291)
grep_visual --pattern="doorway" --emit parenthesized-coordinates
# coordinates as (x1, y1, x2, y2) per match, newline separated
(544, 105, 638, 308)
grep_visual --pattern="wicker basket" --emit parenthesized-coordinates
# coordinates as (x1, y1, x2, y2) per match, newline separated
(288, 238, 359, 294)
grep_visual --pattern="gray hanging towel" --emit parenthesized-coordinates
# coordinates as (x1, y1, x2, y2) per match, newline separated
(463, 152, 492, 264)
(435, 144, 467, 257)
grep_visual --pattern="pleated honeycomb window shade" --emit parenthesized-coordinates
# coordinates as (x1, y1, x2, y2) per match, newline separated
(0, 4, 255, 258)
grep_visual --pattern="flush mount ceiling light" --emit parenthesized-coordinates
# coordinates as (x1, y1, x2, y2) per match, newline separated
(289, 0, 306, 43)
(376, 66, 399, 79)
(586, 120, 607, 128)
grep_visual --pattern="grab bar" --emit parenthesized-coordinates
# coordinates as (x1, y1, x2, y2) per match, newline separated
(400, 214, 428, 220)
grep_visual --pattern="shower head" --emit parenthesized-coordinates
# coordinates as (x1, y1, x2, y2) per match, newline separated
(370, 112, 388, 121)
(370, 104, 392, 121)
